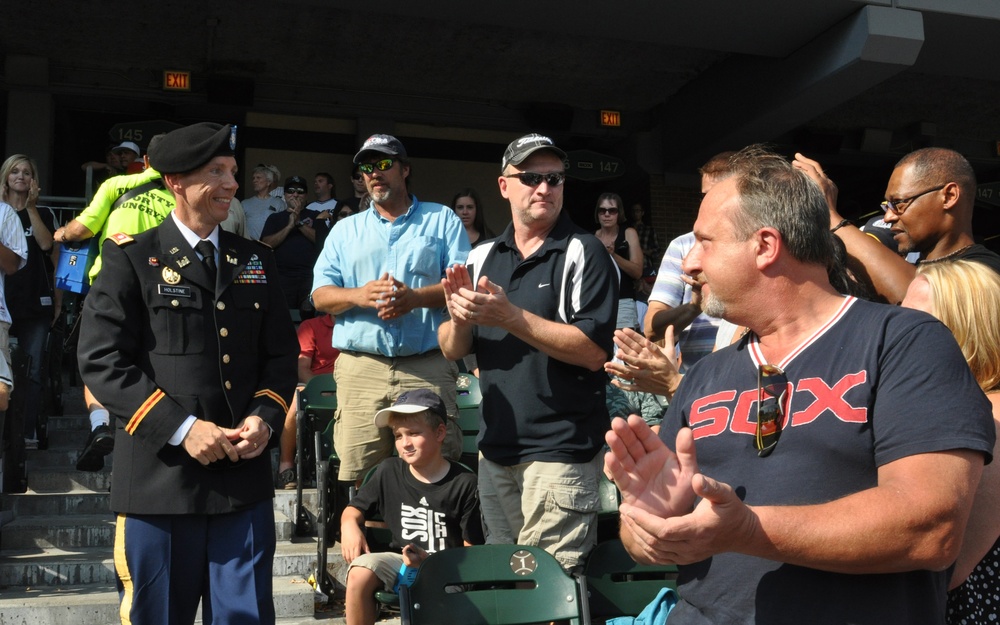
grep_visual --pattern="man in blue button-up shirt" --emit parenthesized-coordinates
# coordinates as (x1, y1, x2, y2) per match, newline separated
(312, 134, 470, 483)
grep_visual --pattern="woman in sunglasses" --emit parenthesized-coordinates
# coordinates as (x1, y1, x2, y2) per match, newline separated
(594, 193, 643, 330)
(902, 259, 1000, 625)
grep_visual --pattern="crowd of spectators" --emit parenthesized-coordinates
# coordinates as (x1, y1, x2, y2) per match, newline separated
(3, 129, 1000, 625)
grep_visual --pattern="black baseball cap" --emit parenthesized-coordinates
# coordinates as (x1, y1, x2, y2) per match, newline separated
(501, 134, 567, 172)
(284, 176, 307, 192)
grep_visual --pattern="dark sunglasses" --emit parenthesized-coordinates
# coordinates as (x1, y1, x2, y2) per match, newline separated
(504, 172, 566, 187)
(285, 188, 306, 194)
(599, 207, 620, 215)
(357, 158, 396, 175)
(755, 364, 788, 457)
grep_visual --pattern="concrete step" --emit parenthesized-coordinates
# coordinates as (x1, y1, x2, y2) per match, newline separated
(0, 574, 318, 625)
(0, 547, 115, 586)
(1, 488, 111, 516)
(23, 446, 105, 469)
(1, 510, 319, 551)
(1, 514, 115, 550)
(1, 489, 318, 520)
(47, 427, 99, 449)
(1, 489, 318, 527)
(44, 414, 90, 432)
(25, 466, 111, 494)
(0, 535, 340, 586)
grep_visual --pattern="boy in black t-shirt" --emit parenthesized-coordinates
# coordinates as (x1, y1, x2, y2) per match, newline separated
(341, 389, 482, 625)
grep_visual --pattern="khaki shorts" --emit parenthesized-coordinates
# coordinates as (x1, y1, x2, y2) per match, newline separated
(333, 350, 462, 481)
(349, 551, 404, 592)
(477, 454, 602, 572)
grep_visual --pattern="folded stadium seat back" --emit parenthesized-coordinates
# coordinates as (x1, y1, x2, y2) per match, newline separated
(583, 538, 678, 620)
(400, 543, 588, 625)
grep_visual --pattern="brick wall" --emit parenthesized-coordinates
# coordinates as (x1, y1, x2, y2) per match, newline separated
(648, 174, 702, 263)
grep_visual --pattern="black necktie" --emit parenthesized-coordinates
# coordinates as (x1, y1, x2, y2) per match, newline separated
(195, 239, 216, 280)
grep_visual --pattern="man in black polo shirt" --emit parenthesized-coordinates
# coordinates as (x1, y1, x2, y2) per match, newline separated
(260, 175, 325, 315)
(438, 134, 617, 571)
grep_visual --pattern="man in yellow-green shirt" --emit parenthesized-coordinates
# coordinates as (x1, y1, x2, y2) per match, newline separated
(53, 135, 174, 472)
(54, 157, 173, 283)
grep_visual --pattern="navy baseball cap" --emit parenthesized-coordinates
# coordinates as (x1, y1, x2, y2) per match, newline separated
(353, 134, 407, 163)
(374, 389, 447, 428)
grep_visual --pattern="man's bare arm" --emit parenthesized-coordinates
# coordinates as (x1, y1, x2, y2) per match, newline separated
(645, 300, 701, 343)
(793, 153, 915, 304)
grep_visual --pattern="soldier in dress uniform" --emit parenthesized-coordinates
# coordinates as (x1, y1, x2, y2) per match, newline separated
(78, 122, 298, 625)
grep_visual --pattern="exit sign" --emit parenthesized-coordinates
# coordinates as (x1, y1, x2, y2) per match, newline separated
(600, 110, 621, 127)
(163, 70, 191, 91)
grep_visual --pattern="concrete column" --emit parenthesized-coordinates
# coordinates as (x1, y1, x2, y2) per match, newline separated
(4, 55, 54, 191)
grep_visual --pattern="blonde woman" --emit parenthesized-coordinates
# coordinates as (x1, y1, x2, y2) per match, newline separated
(1, 154, 54, 442)
(902, 259, 1000, 625)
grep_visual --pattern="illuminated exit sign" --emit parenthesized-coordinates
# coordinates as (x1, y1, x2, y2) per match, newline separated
(600, 110, 621, 127)
(163, 70, 191, 91)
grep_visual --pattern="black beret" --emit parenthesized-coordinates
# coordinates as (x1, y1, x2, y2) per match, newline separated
(148, 122, 237, 174)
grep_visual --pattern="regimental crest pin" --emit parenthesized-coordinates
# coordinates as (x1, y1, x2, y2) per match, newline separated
(148, 257, 160, 267)
(162, 267, 182, 285)
(229, 125, 238, 150)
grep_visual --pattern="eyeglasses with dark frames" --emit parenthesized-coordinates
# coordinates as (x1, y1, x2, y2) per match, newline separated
(357, 158, 396, 175)
(756, 363, 788, 457)
(880, 184, 946, 216)
(504, 172, 566, 187)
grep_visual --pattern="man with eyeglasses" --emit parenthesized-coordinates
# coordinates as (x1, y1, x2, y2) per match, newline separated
(438, 134, 617, 572)
(605, 145, 994, 624)
(795, 147, 1000, 304)
(311, 134, 469, 486)
(261, 175, 325, 316)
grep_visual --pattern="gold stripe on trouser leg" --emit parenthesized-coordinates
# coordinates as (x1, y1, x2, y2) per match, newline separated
(114, 514, 134, 625)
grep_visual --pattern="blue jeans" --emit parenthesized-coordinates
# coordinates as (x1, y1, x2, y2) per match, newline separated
(10, 315, 50, 439)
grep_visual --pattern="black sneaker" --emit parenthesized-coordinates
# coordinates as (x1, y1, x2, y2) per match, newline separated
(77, 425, 115, 472)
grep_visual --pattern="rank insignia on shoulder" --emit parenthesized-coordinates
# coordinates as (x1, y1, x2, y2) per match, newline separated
(110, 232, 134, 246)
(149, 257, 160, 267)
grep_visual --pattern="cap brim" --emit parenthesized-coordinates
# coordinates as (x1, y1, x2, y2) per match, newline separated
(373, 404, 429, 428)
(353, 146, 398, 163)
(504, 145, 567, 170)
